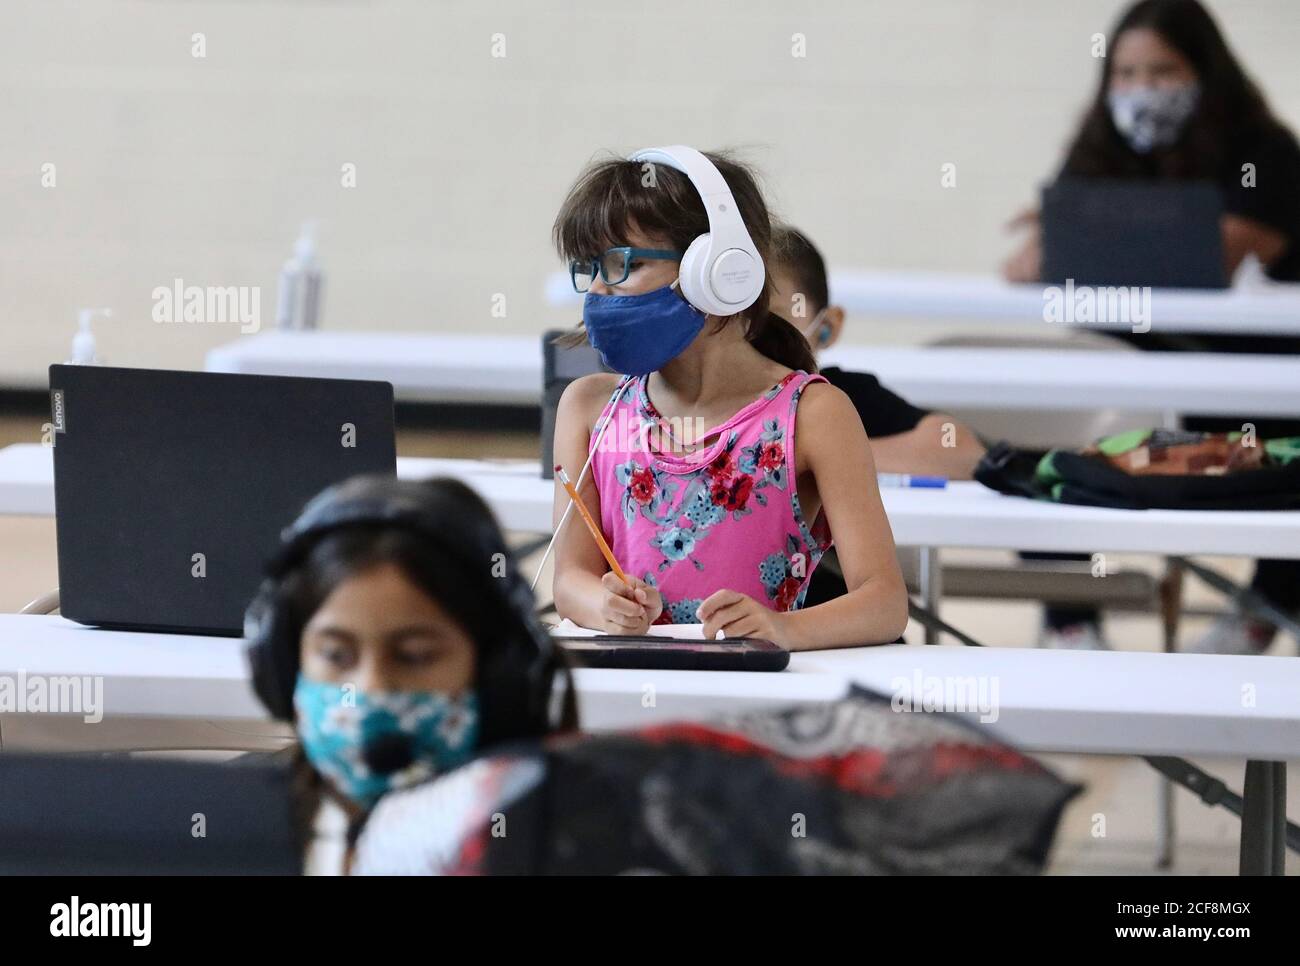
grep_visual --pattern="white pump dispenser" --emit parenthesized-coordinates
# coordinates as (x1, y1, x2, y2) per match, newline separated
(277, 222, 323, 330)
(68, 308, 112, 364)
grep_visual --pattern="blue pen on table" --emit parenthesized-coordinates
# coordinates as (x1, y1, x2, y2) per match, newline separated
(877, 473, 948, 489)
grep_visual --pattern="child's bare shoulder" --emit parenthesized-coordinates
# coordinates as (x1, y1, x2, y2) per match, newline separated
(800, 377, 854, 412)
(557, 372, 625, 426)
(797, 379, 862, 434)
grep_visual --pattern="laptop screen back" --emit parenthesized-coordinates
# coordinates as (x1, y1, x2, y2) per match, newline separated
(0, 754, 299, 875)
(50, 365, 396, 635)
(1041, 177, 1227, 289)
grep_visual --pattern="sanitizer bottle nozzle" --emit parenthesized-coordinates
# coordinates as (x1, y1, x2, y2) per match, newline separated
(277, 221, 324, 330)
(69, 308, 112, 365)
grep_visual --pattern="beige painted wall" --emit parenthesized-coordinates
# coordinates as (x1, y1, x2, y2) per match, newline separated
(3, 0, 1298, 387)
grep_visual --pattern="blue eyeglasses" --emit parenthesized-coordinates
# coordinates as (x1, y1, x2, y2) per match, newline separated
(569, 246, 683, 293)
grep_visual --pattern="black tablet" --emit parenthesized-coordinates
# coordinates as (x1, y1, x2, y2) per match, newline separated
(554, 635, 790, 672)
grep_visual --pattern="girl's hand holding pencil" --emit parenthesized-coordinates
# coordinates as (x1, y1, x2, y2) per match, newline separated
(556, 464, 663, 633)
(599, 571, 663, 634)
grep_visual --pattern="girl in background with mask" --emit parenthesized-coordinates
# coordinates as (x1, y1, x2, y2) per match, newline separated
(1004, 0, 1300, 288)
(549, 148, 908, 649)
(1002, 0, 1300, 654)
(245, 475, 575, 874)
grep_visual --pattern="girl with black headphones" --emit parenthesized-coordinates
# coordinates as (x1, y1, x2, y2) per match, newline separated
(244, 474, 575, 873)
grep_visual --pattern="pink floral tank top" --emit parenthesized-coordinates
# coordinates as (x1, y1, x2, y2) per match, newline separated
(588, 370, 833, 624)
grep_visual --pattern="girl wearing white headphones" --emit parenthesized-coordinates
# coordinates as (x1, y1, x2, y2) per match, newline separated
(548, 146, 907, 649)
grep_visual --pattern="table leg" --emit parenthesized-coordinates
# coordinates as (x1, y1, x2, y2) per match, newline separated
(1156, 778, 1175, 869)
(919, 546, 942, 646)
(1155, 560, 1183, 869)
(1239, 760, 1287, 876)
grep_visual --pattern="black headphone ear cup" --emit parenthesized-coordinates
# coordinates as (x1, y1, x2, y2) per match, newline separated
(469, 531, 569, 748)
(245, 579, 298, 722)
(483, 562, 557, 737)
(244, 475, 563, 740)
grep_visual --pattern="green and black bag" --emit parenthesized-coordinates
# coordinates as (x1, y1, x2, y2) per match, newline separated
(975, 429, 1300, 511)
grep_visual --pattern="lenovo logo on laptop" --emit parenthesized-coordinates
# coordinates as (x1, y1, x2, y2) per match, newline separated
(49, 389, 67, 434)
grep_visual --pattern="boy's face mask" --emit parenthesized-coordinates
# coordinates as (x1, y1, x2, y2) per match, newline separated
(1107, 83, 1200, 154)
(799, 308, 831, 349)
(294, 675, 480, 808)
(582, 280, 706, 376)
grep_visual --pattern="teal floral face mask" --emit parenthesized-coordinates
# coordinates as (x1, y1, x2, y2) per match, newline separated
(293, 675, 480, 808)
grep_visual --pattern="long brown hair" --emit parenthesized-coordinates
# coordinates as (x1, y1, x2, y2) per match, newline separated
(1062, 0, 1285, 180)
(552, 149, 817, 374)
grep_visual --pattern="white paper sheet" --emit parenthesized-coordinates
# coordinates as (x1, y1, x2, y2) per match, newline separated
(548, 618, 719, 640)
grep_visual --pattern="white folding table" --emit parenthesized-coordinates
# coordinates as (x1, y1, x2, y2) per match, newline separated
(543, 268, 1300, 336)
(206, 331, 541, 404)
(6, 448, 1298, 870)
(8, 446, 1300, 560)
(823, 345, 1300, 419)
(203, 330, 1300, 416)
(0, 614, 1293, 873)
(819, 268, 1300, 337)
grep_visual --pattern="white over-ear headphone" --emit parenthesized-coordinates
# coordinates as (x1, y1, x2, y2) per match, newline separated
(628, 145, 765, 317)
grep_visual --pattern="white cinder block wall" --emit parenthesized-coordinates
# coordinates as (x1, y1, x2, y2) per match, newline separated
(3, 0, 1297, 387)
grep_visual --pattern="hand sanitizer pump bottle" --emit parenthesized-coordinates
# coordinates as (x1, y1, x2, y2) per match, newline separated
(276, 222, 323, 330)
(67, 308, 111, 364)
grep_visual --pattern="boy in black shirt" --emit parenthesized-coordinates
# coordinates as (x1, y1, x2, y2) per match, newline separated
(771, 227, 1115, 648)
(767, 227, 985, 479)
(768, 227, 994, 625)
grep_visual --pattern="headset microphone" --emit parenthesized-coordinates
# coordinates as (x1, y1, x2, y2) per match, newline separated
(362, 732, 417, 776)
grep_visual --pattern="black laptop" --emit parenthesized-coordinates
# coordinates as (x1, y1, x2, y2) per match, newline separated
(50, 365, 396, 635)
(1040, 177, 1228, 289)
(0, 754, 299, 875)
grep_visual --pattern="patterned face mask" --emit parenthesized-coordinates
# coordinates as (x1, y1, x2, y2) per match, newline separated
(1107, 83, 1200, 154)
(293, 675, 480, 808)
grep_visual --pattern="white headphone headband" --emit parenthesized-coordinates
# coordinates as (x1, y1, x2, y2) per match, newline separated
(628, 145, 754, 252)
(626, 145, 764, 314)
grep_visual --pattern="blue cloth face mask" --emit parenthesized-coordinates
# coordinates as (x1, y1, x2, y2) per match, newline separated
(294, 675, 479, 808)
(582, 281, 707, 376)
(1107, 83, 1200, 154)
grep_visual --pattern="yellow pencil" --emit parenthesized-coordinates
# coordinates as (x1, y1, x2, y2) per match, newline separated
(555, 464, 631, 586)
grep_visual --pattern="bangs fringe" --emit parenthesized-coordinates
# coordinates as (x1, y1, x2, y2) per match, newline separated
(553, 155, 698, 261)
